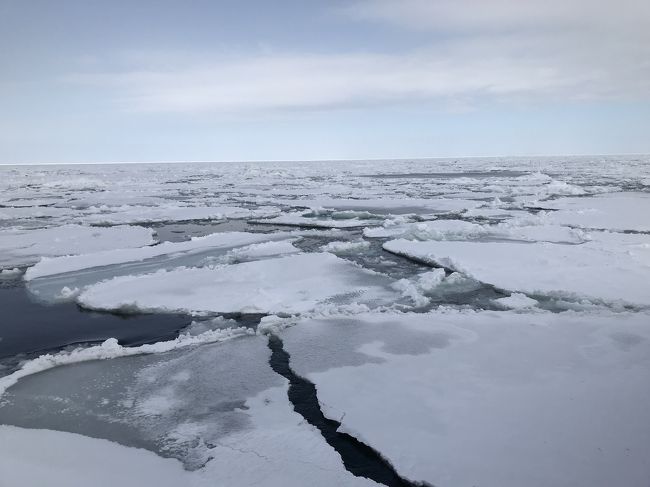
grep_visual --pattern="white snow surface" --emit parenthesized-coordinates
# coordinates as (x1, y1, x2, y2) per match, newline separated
(281, 310, 650, 487)
(77, 252, 397, 315)
(543, 192, 650, 231)
(364, 219, 487, 239)
(494, 292, 539, 309)
(383, 237, 650, 306)
(0, 425, 191, 487)
(0, 224, 156, 267)
(0, 387, 378, 487)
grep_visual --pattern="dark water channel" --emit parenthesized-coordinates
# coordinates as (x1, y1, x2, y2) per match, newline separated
(268, 335, 430, 487)
(0, 281, 190, 360)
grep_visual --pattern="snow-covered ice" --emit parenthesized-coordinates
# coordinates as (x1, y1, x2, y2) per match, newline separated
(365, 219, 588, 244)
(281, 310, 650, 487)
(383, 237, 650, 306)
(493, 292, 539, 309)
(76, 252, 399, 315)
(542, 192, 650, 232)
(0, 425, 191, 487)
(253, 209, 384, 228)
(320, 240, 371, 253)
(81, 204, 279, 225)
(24, 231, 292, 280)
(0, 224, 156, 267)
(1, 156, 649, 487)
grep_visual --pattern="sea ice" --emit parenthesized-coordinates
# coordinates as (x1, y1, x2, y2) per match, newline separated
(76, 252, 398, 315)
(272, 197, 484, 216)
(24, 231, 293, 280)
(282, 310, 650, 487)
(0, 224, 156, 267)
(542, 192, 650, 231)
(253, 210, 384, 229)
(0, 335, 379, 486)
(493, 292, 539, 309)
(320, 240, 371, 253)
(81, 204, 279, 225)
(383, 238, 650, 306)
(0, 327, 253, 397)
(0, 268, 22, 279)
(0, 425, 190, 487)
(364, 219, 587, 244)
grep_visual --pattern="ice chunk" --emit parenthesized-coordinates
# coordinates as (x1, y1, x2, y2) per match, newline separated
(365, 219, 587, 244)
(253, 210, 383, 229)
(0, 224, 156, 267)
(0, 267, 22, 278)
(543, 192, 650, 231)
(215, 239, 300, 264)
(364, 220, 488, 240)
(493, 292, 539, 309)
(544, 180, 586, 196)
(282, 310, 650, 487)
(76, 253, 398, 315)
(320, 240, 371, 253)
(272, 197, 482, 215)
(25, 231, 293, 280)
(391, 269, 447, 307)
(383, 238, 650, 306)
(81, 205, 279, 225)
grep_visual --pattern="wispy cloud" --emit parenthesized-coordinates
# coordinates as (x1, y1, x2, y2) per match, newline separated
(342, 0, 650, 35)
(67, 0, 650, 114)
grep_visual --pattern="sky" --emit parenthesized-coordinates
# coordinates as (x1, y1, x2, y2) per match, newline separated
(1, 0, 649, 163)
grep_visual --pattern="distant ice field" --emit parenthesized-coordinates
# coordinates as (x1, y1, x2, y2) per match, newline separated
(0, 155, 649, 487)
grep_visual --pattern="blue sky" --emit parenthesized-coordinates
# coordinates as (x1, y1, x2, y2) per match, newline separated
(1, 0, 649, 163)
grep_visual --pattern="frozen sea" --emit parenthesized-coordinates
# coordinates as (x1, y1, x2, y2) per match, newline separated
(0, 156, 649, 487)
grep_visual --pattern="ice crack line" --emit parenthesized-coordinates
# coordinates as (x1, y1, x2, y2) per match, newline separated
(267, 334, 431, 487)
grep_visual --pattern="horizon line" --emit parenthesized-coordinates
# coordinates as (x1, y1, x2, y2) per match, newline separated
(0, 152, 648, 166)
